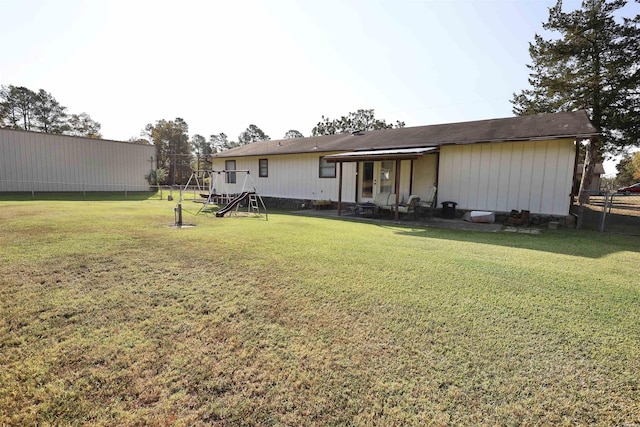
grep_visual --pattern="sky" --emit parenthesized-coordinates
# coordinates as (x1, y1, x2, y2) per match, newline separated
(0, 0, 633, 174)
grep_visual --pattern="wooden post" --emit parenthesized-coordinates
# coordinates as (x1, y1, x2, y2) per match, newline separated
(394, 159, 401, 220)
(338, 161, 343, 216)
(175, 203, 183, 227)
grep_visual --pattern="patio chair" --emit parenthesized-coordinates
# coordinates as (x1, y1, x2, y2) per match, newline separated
(374, 192, 396, 215)
(396, 195, 421, 218)
(418, 186, 437, 218)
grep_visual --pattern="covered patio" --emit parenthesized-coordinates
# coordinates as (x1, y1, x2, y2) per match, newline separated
(324, 147, 438, 221)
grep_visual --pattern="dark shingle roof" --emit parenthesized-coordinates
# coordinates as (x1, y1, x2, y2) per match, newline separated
(211, 110, 598, 159)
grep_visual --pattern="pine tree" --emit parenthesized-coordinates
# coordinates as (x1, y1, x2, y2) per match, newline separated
(144, 118, 192, 185)
(511, 0, 640, 203)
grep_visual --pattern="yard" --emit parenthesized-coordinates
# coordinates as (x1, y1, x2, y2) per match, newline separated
(0, 197, 639, 425)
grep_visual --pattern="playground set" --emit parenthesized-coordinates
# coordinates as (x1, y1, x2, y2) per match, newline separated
(173, 169, 267, 226)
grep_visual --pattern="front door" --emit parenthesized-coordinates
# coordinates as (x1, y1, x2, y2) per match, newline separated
(360, 161, 375, 202)
(359, 161, 395, 202)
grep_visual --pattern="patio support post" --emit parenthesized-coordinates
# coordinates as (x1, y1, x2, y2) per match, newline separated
(394, 159, 401, 220)
(337, 161, 343, 216)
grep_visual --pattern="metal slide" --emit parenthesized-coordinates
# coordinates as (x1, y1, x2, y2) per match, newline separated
(215, 191, 255, 217)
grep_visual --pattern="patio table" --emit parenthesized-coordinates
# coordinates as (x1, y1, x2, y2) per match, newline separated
(356, 202, 378, 217)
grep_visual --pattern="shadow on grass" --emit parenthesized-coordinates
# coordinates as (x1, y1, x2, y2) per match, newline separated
(294, 210, 640, 259)
(578, 203, 640, 235)
(390, 223, 640, 258)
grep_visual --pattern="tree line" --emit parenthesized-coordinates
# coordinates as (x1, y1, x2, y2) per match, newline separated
(144, 108, 403, 185)
(0, 84, 102, 138)
(8, 0, 640, 192)
(143, 120, 281, 186)
(0, 88, 401, 186)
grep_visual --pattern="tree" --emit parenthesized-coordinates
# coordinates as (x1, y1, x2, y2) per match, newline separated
(284, 129, 304, 139)
(1, 84, 103, 138)
(146, 167, 168, 186)
(237, 124, 270, 145)
(66, 112, 102, 138)
(191, 134, 213, 170)
(0, 85, 36, 130)
(0, 86, 17, 127)
(511, 0, 640, 203)
(210, 132, 235, 151)
(616, 151, 640, 186)
(311, 109, 405, 136)
(128, 136, 151, 144)
(633, 152, 640, 180)
(33, 89, 67, 134)
(615, 154, 635, 186)
(144, 118, 192, 185)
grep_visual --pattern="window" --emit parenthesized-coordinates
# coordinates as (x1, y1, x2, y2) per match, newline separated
(225, 160, 236, 184)
(380, 160, 394, 193)
(319, 156, 336, 178)
(259, 159, 268, 177)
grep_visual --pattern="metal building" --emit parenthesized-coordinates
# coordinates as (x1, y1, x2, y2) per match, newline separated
(0, 128, 155, 192)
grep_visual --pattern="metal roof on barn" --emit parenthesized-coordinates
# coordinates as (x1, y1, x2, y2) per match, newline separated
(210, 110, 599, 159)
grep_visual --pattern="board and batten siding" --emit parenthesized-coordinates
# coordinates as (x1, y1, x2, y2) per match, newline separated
(437, 139, 575, 216)
(382, 155, 438, 204)
(410, 154, 438, 202)
(0, 128, 154, 192)
(211, 152, 357, 202)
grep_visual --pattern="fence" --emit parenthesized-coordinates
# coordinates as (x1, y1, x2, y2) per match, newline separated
(575, 190, 640, 234)
(0, 179, 160, 200)
(0, 179, 217, 202)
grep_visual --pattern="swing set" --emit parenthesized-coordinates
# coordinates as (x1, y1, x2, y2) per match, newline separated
(178, 169, 268, 220)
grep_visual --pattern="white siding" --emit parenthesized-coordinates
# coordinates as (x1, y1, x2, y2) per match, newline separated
(476, 144, 491, 208)
(438, 139, 575, 216)
(397, 159, 411, 201)
(0, 128, 154, 192)
(411, 154, 438, 202)
(211, 152, 357, 202)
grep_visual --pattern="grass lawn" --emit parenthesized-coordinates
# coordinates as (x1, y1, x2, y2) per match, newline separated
(0, 199, 639, 425)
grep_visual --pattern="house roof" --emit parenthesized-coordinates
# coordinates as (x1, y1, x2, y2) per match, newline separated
(210, 110, 599, 159)
(577, 163, 606, 175)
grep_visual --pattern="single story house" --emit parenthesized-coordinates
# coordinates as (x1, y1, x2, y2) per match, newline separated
(210, 110, 599, 218)
(0, 127, 155, 192)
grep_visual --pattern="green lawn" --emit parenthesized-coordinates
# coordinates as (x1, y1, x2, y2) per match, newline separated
(0, 199, 638, 425)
